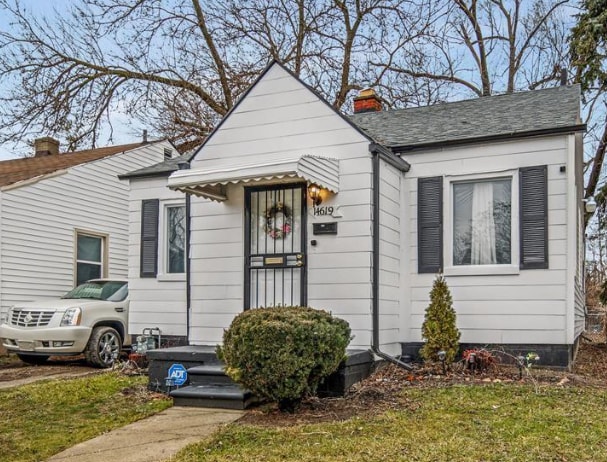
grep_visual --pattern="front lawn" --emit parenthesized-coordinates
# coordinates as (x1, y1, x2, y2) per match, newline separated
(175, 385, 607, 462)
(0, 372, 171, 462)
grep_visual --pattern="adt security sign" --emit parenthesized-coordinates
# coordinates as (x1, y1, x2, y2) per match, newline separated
(168, 363, 188, 386)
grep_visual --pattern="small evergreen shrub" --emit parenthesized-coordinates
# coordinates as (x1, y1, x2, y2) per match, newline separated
(420, 274, 461, 364)
(217, 306, 351, 412)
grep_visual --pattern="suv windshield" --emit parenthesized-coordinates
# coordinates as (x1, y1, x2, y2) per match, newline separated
(62, 281, 128, 301)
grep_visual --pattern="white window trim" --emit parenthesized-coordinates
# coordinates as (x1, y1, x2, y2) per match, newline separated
(443, 170, 519, 277)
(157, 199, 186, 282)
(74, 229, 108, 285)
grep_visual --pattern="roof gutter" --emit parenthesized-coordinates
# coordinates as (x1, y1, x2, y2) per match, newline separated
(118, 169, 176, 180)
(369, 143, 413, 371)
(391, 124, 587, 154)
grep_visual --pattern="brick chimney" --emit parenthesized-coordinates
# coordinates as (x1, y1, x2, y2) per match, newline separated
(353, 88, 382, 114)
(34, 137, 60, 157)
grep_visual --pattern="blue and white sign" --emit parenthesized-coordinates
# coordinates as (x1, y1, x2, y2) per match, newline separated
(168, 363, 188, 386)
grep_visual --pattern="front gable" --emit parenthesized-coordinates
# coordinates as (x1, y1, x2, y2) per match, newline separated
(189, 62, 370, 170)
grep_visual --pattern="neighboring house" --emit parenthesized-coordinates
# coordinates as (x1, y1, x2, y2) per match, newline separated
(126, 61, 585, 368)
(0, 137, 177, 315)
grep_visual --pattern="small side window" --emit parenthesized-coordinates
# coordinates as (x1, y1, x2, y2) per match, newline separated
(75, 232, 106, 285)
(165, 205, 186, 274)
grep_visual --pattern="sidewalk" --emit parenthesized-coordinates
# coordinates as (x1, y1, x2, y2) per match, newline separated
(46, 406, 244, 462)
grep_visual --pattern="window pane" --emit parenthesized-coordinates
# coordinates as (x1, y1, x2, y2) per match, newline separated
(76, 262, 102, 285)
(167, 206, 185, 273)
(453, 183, 473, 265)
(77, 235, 102, 262)
(493, 180, 512, 264)
(453, 179, 511, 266)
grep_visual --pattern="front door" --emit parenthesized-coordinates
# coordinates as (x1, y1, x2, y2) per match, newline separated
(245, 184, 307, 309)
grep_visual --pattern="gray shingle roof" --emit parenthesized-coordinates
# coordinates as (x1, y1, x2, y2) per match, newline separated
(349, 84, 583, 150)
(120, 153, 192, 179)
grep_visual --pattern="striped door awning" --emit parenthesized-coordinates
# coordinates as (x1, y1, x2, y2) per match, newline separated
(167, 155, 339, 201)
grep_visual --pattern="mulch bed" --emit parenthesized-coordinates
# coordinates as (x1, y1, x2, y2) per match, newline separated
(238, 336, 607, 427)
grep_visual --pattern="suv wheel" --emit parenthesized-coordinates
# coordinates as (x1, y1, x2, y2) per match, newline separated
(17, 353, 49, 365)
(85, 326, 122, 368)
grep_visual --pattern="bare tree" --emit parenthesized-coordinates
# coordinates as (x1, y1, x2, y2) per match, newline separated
(0, 0, 250, 151)
(0, 0, 577, 161)
(0, 0, 432, 153)
(376, 0, 570, 98)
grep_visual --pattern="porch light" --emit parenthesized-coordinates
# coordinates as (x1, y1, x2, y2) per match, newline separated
(308, 184, 323, 206)
(584, 197, 597, 214)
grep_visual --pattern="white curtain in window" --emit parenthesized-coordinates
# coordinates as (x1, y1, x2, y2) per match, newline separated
(470, 182, 496, 264)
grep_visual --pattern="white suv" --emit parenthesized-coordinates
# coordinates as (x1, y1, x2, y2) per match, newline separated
(0, 280, 130, 368)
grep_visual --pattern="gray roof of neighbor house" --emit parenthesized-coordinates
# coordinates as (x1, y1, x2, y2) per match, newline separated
(120, 153, 192, 179)
(349, 84, 585, 151)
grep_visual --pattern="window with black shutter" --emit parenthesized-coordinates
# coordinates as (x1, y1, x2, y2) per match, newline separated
(140, 199, 159, 277)
(419, 166, 548, 275)
(520, 165, 548, 269)
(418, 177, 443, 273)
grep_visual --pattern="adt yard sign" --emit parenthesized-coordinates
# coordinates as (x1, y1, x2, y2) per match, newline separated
(168, 363, 188, 386)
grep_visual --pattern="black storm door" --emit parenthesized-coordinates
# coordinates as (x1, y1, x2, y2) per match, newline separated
(244, 184, 307, 309)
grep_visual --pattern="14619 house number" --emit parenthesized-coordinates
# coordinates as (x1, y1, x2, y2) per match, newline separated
(313, 205, 337, 217)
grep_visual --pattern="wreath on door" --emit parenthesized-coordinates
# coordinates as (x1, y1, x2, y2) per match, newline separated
(264, 202, 293, 239)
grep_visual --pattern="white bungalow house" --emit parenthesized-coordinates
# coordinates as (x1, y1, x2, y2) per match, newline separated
(0, 138, 176, 315)
(124, 61, 585, 402)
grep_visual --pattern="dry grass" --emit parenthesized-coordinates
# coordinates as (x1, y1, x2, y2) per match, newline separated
(0, 371, 171, 462)
(174, 338, 607, 462)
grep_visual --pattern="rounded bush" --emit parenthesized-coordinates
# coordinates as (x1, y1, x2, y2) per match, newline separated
(217, 306, 351, 411)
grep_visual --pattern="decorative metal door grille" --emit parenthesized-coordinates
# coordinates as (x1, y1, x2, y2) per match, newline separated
(245, 184, 307, 309)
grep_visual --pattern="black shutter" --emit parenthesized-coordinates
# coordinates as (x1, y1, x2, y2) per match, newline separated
(418, 177, 443, 273)
(140, 199, 159, 277)
(520, 165, 548, 269)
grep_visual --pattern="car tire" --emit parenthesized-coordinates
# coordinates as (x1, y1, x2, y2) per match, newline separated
(85, 326, 122, 368)
(16, 353, 49, 365)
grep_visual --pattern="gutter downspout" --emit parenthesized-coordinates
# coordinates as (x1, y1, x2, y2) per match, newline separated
(178, 161, 192, 344)
(185, 193, 191, 344)
(369, 143, 414, 371)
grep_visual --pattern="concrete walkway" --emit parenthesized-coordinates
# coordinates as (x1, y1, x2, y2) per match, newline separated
(46, 406, 244, 462)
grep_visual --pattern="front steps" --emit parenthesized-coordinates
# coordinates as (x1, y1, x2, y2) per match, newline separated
(146, 346, 374, 409)
(146, 346, 253, 410)
(170, 364, 255, 410)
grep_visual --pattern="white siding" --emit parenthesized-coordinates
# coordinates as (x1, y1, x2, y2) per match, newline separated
(378, 160, 403, 355)
(571, 133, 586, 340)
(188, 185, 243, 345)
(0, 142, 170, 314)
(187, 63, 375, 349)
(403, 135, 574, 346)
(128, 176, 187, 337)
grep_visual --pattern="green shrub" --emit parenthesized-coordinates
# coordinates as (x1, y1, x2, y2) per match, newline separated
(217, 306, 351, 412)
(420, 273, 460, 364)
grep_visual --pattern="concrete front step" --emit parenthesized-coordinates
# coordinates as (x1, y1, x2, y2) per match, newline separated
(170, 384, 255, 410)
(187, 364, 234, 386)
